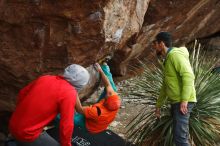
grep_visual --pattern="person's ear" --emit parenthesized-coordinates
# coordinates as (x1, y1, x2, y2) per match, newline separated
(158, 41, 165, 48)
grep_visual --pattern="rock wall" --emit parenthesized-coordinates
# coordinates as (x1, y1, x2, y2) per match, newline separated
(0, 0, 220, 140)
(0, 0, 150, 111)
(110, 0, 220, 75)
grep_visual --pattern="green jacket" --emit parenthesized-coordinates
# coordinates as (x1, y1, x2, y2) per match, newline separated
(156, 47, 196, 107)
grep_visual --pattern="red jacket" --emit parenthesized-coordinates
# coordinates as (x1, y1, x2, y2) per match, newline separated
(9, 75, 77, 146)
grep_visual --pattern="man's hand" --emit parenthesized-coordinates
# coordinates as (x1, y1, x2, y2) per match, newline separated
(155, 107, 161, 118)
(94, 63, 102, 72)
(180, 101, 188, 115)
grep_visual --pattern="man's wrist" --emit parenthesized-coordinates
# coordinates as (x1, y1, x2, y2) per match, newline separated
(156, 107, 160, 111)
(156, 103, 161, 108)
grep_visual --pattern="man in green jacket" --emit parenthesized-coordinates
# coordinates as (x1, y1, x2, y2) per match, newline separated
(152, 32, 196, 146)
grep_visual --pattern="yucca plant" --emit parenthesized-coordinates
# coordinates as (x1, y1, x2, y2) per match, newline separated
(120, 41, 220, 146)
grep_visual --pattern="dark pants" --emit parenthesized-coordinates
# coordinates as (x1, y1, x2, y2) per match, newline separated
(171, 102, 194, 146)
(16, 131, 60, 146)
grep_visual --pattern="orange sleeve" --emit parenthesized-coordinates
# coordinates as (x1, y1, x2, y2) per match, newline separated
(84, 106, 99, 120)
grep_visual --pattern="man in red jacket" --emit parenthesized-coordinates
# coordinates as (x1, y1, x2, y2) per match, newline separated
(9, 64, 90, 146)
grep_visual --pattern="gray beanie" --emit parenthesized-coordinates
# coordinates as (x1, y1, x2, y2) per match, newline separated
(63, 64, 90, 91)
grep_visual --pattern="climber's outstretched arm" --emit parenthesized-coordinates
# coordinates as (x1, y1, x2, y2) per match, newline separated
(95, 63, 112, 89)
(95, 63, 116, 97)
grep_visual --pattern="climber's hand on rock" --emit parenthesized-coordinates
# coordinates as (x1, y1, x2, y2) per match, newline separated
(94, 63, 102, 72)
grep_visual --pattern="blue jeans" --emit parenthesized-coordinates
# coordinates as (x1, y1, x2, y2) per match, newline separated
(16, 131, 60, 146)
(171, 102, 194, 146)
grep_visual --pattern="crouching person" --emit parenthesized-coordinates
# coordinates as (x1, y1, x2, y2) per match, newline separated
(74, 63, 121, 134)
(9, 64, 90, 146)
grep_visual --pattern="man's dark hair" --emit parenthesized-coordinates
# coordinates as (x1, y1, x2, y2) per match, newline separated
(156, 32, 172, 48)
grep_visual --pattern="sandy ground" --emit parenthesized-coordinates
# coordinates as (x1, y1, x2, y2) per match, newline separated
(108, 103, 145, 139)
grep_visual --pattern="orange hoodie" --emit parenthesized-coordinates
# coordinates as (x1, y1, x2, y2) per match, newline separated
(84, 94, 120, 133)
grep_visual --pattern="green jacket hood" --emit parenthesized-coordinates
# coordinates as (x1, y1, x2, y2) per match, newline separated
(169, 47, 189, 59)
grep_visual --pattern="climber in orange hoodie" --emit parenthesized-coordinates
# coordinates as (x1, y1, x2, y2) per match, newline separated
(74, 63, 121, 134)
